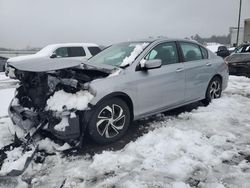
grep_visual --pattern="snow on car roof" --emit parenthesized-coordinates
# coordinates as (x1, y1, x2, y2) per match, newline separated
(41, 42, 98, 50)
(44, 43, 99, 48)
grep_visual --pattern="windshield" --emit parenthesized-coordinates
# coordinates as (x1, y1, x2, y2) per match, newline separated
(234, 44, 250, 53)
(36, 45, 56, 56)
(88, 42, 149, 67)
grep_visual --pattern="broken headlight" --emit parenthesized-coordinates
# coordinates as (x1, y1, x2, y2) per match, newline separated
(7, 66, 17, 79)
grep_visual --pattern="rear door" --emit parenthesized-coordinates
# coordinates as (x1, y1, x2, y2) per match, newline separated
(178, 42, 213, 102)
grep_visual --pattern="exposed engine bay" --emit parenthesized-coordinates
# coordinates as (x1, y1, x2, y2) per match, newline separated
(14, 67, 109, 109)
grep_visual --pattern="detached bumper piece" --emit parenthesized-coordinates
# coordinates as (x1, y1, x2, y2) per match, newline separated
(9, 106, 39, 132)
(9, 104, 82, 141)
(0, 142, 37, 177)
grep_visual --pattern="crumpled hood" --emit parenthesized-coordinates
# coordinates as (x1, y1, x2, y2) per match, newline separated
(8, 57, 82, 72)
(226, 53, 250, 63)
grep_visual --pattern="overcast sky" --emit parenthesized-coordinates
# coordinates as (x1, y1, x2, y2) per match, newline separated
(0, 0, 250, 49)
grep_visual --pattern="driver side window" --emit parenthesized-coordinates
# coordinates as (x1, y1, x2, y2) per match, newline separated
(55, 47, 68, 57)
(145, 42, 179, 65)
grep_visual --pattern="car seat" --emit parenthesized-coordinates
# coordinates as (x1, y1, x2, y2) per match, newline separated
(155, 48, 174, 65)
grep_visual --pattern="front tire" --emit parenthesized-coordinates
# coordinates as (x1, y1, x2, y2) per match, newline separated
(202, 77, 222, 106)
(88, 98, 130, 144)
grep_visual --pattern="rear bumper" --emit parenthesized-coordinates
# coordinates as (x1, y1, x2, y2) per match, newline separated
(222, 72, 229, 91)
(220, 63, 229, 91)
(8, 99, 82, 141)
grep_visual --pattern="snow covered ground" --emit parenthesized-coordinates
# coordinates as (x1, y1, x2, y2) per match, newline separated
(0, 88, 15, 117)
(0, 73, 17, 117)
(0, 74, 250, 187)
(206, 43, 223, 53)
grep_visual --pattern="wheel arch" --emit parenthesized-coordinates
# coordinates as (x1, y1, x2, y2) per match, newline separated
(206, 74, 223, 90)
(212, 74, 223, 82)
(93, 92, 134, 121)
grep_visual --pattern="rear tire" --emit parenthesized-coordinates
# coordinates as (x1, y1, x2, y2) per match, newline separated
(87, 98, 130, 144)
(202, 77, 222, 106)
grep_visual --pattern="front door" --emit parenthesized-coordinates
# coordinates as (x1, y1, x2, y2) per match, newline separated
(131, 42, 185, 116)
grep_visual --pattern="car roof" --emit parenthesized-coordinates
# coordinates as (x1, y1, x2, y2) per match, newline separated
(119, 38, 200, 44)
(45, 43, 99, 48)
(241, 43, 250, 46)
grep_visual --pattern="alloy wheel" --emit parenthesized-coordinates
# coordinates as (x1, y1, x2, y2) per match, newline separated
(209, 80, 221, 99)
(96, 104, 126, 138)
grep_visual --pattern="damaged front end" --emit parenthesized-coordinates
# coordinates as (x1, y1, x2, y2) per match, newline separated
(1, 64, 112, 176)
(1, 58, 118, 176)
(8, 66, 110, 143)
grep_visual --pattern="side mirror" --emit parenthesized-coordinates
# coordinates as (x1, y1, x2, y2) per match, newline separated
(140, 59, 162, 70)
(50, 53, 57, 58)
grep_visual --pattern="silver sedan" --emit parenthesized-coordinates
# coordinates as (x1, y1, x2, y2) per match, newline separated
(8, 38, 229, 144)
(86, 39, 229, 143)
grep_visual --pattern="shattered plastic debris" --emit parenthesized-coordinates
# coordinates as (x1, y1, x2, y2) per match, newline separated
(37, 138, 71, 154)
(11, 98, 20, 106)
(0, 147, 35, 176)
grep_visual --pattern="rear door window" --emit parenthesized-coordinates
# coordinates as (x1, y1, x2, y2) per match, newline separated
(200, 46, 208, 59)
(88, 47, 101, 56)
(180, 42, 203, 62)
(68, 47, 86, 57)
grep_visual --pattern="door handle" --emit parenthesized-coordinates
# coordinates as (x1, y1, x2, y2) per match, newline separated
(176, 68, 184, 72)
(206, 63, 212, 66)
